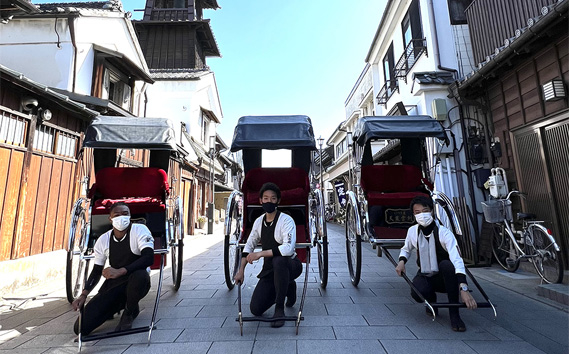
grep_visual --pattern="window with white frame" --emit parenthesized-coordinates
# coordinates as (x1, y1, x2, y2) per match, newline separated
(336, 137, 347, 158)
(198, 111, 209, 143)
(0, 111, 27, 147)
(102, 67, 132, 110)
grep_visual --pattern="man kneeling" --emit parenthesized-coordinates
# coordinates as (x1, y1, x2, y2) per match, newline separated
(234, 182, 302, 328)
(395, 196, 477, 332)
(72, 202, 154, 335)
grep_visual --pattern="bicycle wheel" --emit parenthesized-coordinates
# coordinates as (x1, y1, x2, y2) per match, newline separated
(224, 201, 241, 290)
(526, 224, 564, 284)
(345, 203, 361, 286)
(65, 202, 88, 303)
(491, 223, 520, 272)
(171, 197, 184, 290)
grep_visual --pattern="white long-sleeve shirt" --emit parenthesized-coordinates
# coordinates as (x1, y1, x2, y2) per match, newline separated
(243, 212, 296, 257)
(399, 223, 466, 276)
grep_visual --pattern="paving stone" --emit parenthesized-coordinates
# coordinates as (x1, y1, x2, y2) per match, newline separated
(123, 342, 212, 354)
(0, 348, 46, 354)
(333, 325, 415, 340)
(44, 345, 130, 353)
(324, 303, 393, 316)
(297, 339, 385, 354)
(255, 325, 335, 340)
(252, 339, 296, 354)
(16, 334, 83, 348)
(175, 327, 256, 342)
(207, 340, 254, 354)
(94, 329, 182, 346)
(380, 339, 478, 354)
(464, 340, 547, 354)
(155, 317, 224, 329)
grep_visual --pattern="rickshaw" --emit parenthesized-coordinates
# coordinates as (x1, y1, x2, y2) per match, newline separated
(223, 115, 328, 334)
(344, 115, 496, 318)
(64, 116, 185, 349)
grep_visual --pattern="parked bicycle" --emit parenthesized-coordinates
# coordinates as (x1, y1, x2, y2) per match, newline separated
(482, 190, 564, 284)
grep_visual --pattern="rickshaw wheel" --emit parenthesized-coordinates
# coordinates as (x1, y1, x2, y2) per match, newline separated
(171, 197, 184, 290)
(345, 203, 361, 286)
(65, 202, 89, 303)
(317, 236, 328, 288)
(224, 203, 241, 290)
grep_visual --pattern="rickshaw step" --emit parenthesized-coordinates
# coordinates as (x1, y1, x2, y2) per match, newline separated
(80, 325, 153, 342)
(236, 316, 304, 323)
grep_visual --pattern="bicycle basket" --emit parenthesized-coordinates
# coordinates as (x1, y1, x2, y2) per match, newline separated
(481, 199, 513, 223)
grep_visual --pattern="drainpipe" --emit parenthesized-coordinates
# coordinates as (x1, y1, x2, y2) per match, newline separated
(427, 0, 458, 77)
(68, 15, 78, 93)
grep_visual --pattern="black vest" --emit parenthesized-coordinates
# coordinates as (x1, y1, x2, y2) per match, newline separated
(109, 227, 140, 270)
(258, 211, 281, 278)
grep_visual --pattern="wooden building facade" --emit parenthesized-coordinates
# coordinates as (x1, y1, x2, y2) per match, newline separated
(454, 0, 569, 265)
(0, 66, 97, 262)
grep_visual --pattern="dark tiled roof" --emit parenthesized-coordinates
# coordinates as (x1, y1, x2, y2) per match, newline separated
(413, 71, 455, 85)
(201, 0, 220, 9)
(149, 68, 211, 79)
(37, 0, 124, 12)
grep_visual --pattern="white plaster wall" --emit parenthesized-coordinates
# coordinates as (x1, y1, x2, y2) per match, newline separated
(0, 15, 148, 97)
(0, 18, 74, 89)
(144, 73, 223, 147)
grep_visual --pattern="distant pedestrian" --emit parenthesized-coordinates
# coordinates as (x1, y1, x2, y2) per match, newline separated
(395, 195, 477, 332)
(72, 202, 154, 335)
(234, 182, 301, 328)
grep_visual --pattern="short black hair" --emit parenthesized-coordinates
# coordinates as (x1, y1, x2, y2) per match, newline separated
(409, 195, 433, 211)
(110, 201, 129, 213)
(259, 182, 281, 200)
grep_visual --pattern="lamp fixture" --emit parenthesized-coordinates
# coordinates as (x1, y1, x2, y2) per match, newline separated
(542, 79, 566, 102)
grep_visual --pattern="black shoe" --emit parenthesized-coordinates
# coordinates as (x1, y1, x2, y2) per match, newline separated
(115, 312, 135, 332)
(450, 312, 466, 332)
(271, 306, 285, 328)
(286, 281, 297, 307)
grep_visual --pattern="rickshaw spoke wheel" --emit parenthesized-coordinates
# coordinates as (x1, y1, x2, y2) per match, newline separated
(171, 197, 184, 291)
(66, 204, 88, 303)
(345, 204, 361, 286)
(224, 201, 241, 290)
(317, 236, 328, 288)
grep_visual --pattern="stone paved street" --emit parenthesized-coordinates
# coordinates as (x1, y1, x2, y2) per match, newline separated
(1, 223, 567, 354)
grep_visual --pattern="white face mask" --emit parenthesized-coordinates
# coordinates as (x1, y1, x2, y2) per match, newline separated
(111, 215, 131, 231)
(415, 212, 434, 227)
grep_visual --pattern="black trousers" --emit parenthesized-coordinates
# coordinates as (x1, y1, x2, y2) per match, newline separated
(76, 269, 151, 335)
(410, 260, 460, 315)
(250, 256, 303, 316)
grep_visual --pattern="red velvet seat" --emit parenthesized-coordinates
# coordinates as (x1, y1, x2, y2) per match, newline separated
(90, 167, 169, 215)
(240, 167, 311, 262)
(361, 165, 430, 207)
(243, 168, 309, 206)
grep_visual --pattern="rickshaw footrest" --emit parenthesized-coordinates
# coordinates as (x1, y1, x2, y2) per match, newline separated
(81, 325, 152, 342)
(236, 316, 304, 323)
(429, 302, 493, 309)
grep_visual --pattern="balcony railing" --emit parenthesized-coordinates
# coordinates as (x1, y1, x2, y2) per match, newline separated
(394, 38, 427, 82)
(376, 80, 399, 106)
(149, 8, 192, 21)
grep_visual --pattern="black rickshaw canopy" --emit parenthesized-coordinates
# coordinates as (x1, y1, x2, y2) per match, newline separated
(230, 115, 317, 152)
(353, 116, 447, 146)
(83, 116, 177, 150)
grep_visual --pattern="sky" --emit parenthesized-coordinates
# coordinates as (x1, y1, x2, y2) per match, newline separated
(33, 0, 388, 144)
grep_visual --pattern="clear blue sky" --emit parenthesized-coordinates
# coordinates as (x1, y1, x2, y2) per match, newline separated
(34, 0, 387, 144)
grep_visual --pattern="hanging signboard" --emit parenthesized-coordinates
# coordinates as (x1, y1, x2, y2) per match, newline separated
(334, 181, 347, 208)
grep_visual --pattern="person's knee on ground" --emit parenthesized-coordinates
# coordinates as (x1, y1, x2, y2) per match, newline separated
(250, 301, 266, 317)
